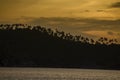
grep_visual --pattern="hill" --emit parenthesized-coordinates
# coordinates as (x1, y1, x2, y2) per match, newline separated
(0, 24, 120, 70)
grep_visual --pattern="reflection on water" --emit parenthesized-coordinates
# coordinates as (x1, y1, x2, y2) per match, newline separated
(0, 68, 120, 80)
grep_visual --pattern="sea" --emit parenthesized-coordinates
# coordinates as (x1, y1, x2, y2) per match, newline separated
(0, 68, 120, 80)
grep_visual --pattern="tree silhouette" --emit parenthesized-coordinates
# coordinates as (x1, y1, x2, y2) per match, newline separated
(0, 24, 120, 69)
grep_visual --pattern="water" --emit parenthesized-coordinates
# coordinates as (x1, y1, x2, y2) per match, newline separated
(0, 68, 120, 80)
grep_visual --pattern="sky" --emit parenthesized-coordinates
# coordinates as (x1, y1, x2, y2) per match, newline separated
(0, 0, 120, 40)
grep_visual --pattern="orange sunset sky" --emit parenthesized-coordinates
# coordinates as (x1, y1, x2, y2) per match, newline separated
(0, 0, 120, 40)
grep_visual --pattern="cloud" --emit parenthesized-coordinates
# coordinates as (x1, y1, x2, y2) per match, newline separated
(28, 17, 120, 29)
(107, 31, 114, 35)
(110, 2, 120, 8)
(84, 10, 90, 12)
(0, 0, 38, 5)
(1, 0, 120, 21)
(17, 17, 119, 36)
(96, 10, 104, 12)
(82, 30, 120, 40)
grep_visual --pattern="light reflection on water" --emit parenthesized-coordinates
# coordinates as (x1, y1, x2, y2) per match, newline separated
(0, 68, 120, 80)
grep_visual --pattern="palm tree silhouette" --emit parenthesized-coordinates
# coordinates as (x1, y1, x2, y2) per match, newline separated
(90, 39, 94, 44)
(0, 24, 119, 45)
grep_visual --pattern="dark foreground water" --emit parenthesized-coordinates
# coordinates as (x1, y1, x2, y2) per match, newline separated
(0, 68, 120, 80)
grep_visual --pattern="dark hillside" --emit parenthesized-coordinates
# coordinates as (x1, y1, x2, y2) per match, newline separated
(0, 24, 120, 70)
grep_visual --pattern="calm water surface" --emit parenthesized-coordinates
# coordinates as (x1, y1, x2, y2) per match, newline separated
(0, 68, 120, 80)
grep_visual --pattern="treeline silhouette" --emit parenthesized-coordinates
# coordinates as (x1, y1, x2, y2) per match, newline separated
(0, 24, 120, 70)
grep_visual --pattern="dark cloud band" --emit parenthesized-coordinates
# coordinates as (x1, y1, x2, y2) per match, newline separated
(23, 17, 120, 32)
(110, 2, 120, 8)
